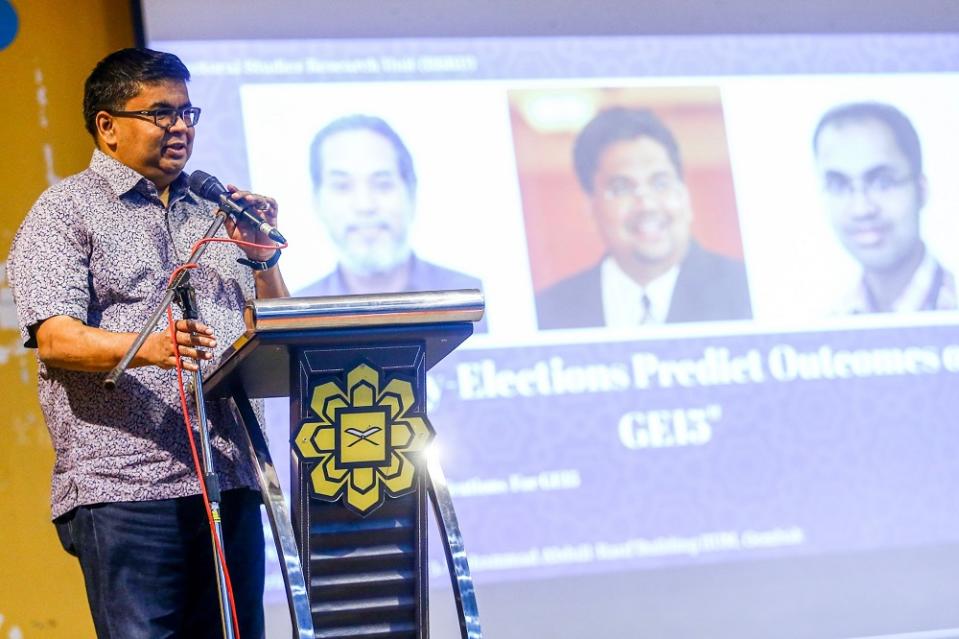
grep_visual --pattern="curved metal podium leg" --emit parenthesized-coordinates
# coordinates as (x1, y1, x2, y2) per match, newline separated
(227, 389, 314, 639)
(426, 450, 483, 639)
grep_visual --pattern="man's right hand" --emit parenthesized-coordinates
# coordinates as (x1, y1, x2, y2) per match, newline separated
(35, 315, 218, 373)
(137, 319, 218, 372)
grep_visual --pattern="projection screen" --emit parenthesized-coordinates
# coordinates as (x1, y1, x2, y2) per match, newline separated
(139, 2, 959, 636)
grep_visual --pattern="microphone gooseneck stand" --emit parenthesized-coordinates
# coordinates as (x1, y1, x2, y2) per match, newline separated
(104, 210, 237, 639)
(174, 274, 236, 639)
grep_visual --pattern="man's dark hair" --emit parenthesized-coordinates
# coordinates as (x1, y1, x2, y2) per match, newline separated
(309, 114, 417, 194)
(573, 107, 683, 193)
(812, 101, 923, 177)
(83, 48, 191, 139)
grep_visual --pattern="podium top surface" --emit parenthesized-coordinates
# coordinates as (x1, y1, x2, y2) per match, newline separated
(203, 289, 484, 399)
(244, 289, 484, 332)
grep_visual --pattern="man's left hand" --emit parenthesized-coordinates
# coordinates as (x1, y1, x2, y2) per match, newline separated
(224, 184, 280, 261)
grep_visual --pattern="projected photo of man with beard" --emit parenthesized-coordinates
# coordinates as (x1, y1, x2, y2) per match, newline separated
(297, 114, 486, 318)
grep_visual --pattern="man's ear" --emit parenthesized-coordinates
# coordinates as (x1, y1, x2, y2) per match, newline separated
(311, 187, 328, 223)
(916, 174, 929, 209)
(582, 187, 601, 222)
(95, 111, 117, 148)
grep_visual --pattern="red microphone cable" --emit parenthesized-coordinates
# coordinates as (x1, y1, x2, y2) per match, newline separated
(165, 236, 287, 638)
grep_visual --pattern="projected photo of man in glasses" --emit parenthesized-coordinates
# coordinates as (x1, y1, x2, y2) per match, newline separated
(813, 101, 957, 313)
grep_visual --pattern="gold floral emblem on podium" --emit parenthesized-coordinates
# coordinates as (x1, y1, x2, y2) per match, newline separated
(293, 363, 434, 514)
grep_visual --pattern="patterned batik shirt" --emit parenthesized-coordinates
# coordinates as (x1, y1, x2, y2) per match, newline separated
(7, 150, 259, 518)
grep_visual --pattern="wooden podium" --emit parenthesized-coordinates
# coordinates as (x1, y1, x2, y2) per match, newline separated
(204, 290, 484, 639)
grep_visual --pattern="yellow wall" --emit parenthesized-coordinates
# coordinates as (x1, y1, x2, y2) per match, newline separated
(0, 2, 133, 635)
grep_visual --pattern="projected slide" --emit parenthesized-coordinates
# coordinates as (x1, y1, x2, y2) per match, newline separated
(156, 34, 959, 611)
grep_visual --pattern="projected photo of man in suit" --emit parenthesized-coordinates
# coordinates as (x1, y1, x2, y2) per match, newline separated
(297, 114, 485, 302)
(812, 101, 957, 314)
(534, 106, 752, 329)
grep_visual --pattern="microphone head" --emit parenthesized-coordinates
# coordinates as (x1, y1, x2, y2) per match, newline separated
(188, 170, 227, 201)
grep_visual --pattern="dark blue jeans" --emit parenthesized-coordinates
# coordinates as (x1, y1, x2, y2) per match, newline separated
(55, 489, 265, 639)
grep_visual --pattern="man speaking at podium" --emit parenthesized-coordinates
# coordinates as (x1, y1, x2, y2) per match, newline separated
(7, 48, 287, 637)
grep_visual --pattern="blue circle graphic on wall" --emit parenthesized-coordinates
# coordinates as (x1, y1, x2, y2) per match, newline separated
(0, 1, 18, 51)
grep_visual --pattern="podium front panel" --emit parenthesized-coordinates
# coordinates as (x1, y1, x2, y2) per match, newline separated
(291, 339, 431, 638)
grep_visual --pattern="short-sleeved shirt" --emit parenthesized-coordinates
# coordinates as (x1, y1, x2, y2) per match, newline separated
(7, 150, 259, 518)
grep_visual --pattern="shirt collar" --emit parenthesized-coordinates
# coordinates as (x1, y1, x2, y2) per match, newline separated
(841, 247, 945, 313)
(600, 255, 681, 327)
(890, 248, 940, 312)
(88, 148, 196, 205)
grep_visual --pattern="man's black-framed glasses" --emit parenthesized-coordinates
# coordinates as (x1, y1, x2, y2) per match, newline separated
(106, 106, 202, 129)
(822, 170, 914, 202)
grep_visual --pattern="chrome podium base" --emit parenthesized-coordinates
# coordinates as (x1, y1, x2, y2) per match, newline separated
(229, 390, 314, 639)
(426, 451, 483, 639)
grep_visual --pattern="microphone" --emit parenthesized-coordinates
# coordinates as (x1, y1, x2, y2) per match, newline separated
(188, 170, 287, 243)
